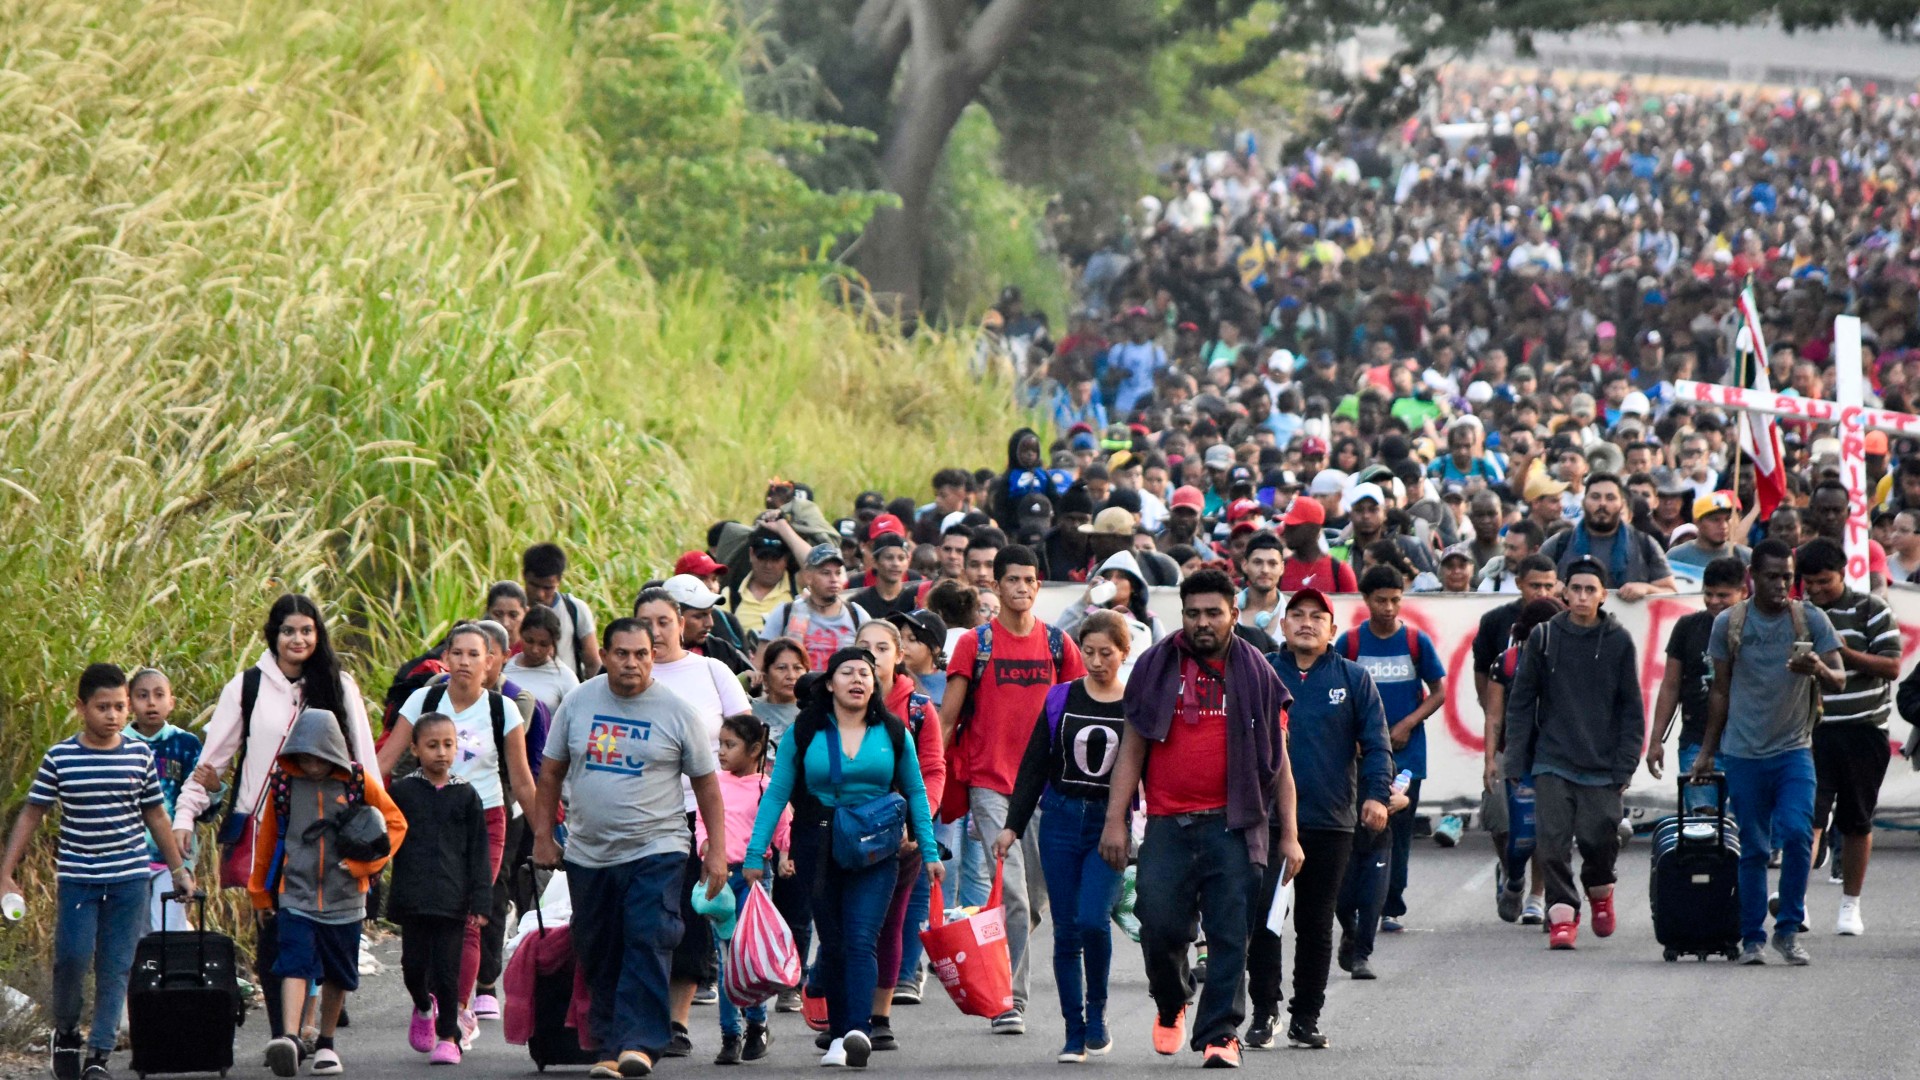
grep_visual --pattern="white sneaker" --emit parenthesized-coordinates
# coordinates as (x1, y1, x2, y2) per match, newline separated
(820, 1038, 847, 1067)
(1837, 896, 1865, 936)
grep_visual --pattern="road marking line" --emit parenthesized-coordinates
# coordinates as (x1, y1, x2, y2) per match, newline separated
(1460, 859, 1497, 892)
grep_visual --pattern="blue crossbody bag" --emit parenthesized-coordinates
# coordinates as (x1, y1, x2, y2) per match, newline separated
(824, 724, 907, 871)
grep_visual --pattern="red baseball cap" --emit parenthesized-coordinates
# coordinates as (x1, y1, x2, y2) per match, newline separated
(673, 551, 726, 578)
(1280, 495, 1326, 528)
(1227, 498, 1262, 523)
(1170, 486, 1206, 513)
(1300, 436, 1329, 457)
(869, 513, 907, 540)
(1286, 587, 1334, 617)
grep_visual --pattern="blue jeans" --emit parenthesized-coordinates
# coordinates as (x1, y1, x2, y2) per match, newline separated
(1134, 815, 1257, 1050)
(1034, 791, 1122, 1042)
(895, 865, 931, 984)
(813, 854, 898, 1038)
(716, 870, 768, 1036)
(1384, 778, 1421, 919)
(939, 814, 993, 910)
(566, 853, 685, 1058)
(1678, 743, 1728, 813)
(1723, 750, 1816, 946)
(53, 877, 148, 1054)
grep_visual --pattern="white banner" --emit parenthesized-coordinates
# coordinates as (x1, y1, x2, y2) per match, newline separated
(1036, 583, 1920, 811)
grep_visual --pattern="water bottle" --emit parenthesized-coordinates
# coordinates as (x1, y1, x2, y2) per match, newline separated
(1, 893, 23, 922)
(1390, 769, 1412, 797)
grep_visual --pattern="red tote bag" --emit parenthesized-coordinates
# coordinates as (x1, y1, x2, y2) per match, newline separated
(918, 858, 1013, 1019)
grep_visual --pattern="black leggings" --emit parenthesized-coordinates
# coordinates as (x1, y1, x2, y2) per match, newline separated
(401, 916, 466, 1041)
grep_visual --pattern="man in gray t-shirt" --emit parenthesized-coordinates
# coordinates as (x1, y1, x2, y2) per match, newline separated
(1691, 542, 1845, 967)
(534, 620, 724, 1070)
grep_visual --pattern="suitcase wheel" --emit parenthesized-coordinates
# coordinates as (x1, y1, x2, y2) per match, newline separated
(1662, 948, 1678, 962)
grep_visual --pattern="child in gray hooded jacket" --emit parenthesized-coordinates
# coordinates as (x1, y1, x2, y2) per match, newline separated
(248, 708, 406, 1078)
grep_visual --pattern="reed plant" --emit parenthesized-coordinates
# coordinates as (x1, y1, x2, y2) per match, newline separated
(0, 0, 1018, 992)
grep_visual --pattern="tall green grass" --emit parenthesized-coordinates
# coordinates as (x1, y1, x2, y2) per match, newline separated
(0, 0, 1020, 980)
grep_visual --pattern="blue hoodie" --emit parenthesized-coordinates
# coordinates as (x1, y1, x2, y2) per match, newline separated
(1267, 649, 1394, 832)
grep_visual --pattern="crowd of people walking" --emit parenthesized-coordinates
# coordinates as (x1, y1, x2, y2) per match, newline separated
(8, 69, 1920, 1078)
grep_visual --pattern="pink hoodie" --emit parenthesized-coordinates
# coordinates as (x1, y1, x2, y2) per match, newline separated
(697, 769, 792, 866)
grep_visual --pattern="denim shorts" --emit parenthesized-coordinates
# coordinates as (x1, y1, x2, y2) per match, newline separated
(274, 911, 363, 990)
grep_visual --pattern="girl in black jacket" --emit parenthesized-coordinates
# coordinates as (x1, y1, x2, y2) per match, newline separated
(386, 715, 492, 1064)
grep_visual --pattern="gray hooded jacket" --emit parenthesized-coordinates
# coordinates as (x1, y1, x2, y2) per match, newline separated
(254, 708, 402, 923)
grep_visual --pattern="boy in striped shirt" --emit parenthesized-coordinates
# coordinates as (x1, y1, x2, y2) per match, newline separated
(0, 664, 195, 1080)
(1799, 539, 1903, 937)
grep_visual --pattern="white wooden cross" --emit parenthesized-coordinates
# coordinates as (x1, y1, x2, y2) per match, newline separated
(1676, 316, 1920, 592)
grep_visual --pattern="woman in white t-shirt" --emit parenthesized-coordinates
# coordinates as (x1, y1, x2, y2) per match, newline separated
(503, 605, 579, 714)
(376, 623, 537, 1042)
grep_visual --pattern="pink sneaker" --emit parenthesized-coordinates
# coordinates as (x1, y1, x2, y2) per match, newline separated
(409, 1002, 437, 1053)
(471, 994, 500, 1021)
(430, 1040, 462, 1066)
(458, 1009, 479, 1051)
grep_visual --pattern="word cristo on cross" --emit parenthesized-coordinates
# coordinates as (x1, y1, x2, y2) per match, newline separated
(1677, 317, 1920, 590)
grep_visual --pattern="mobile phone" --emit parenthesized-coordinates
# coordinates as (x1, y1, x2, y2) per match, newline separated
(1790, 641, 1814, 659)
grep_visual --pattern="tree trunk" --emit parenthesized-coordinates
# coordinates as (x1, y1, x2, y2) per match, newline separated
(852, 0, 1042, 317)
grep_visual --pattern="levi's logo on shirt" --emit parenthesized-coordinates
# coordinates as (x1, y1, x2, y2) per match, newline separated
(994, 658, 1053, 687)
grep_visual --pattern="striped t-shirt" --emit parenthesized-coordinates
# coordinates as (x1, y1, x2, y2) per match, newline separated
(27, 736, 164, 883)
(1817, 589, 1900, 727)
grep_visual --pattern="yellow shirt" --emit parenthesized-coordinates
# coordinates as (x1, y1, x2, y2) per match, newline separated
(733, 577, 795, 637)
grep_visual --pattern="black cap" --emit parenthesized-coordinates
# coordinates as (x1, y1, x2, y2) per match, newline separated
(888, 609, 949, 653)
(870, 532, 908, 552)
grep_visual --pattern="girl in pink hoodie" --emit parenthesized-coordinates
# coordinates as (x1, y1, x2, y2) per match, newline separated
(695, 715, 791, 1064)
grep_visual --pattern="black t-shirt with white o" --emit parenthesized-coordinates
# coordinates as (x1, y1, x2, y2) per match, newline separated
(1004, 681, 1126, 836)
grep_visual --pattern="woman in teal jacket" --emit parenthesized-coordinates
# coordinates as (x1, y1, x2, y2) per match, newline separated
(744, 647, 942, 1069)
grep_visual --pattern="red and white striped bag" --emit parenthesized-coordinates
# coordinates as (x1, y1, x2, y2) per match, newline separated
(724, 881, 802, 1008)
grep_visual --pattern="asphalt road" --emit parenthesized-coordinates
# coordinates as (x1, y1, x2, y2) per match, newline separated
(95, 837, 1920, 1080)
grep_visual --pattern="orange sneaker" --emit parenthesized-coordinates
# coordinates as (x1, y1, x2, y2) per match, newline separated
(1590, 894, 1616, 938)
(1201, 1037, 1241, 1069)
(1151, 1006, 1186, 1056)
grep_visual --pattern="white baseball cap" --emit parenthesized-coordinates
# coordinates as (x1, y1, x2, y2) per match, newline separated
(663, 574, 721, 611)
(1344, 482, 1387, 512)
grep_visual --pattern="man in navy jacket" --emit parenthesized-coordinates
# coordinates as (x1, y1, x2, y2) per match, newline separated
(1247, 588, 1393, 1051)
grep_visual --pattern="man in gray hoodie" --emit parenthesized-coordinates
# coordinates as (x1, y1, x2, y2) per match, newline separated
(1502, 556, 1644, 951)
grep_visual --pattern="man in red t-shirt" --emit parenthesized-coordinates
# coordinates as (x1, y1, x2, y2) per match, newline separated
(1279, 495, 1358, 593)
(940, 545, 1085, 1033)
(1098, 569, 1300, 1067)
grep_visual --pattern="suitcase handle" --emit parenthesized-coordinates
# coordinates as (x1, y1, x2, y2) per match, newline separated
(516, 860, 549, 937)
(1676, 771, 1730, 846)
(158, 890, 211, 979)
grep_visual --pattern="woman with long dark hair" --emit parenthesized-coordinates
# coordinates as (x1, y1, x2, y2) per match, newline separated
(172, 594, 379, 1043)
(742, 648, 941, 1069)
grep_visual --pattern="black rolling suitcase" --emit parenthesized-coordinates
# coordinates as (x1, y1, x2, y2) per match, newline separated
(1649, 773, 1742, 962)
(127, 892, 245, 1078)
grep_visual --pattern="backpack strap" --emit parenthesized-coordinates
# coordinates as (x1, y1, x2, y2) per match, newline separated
(1046, 624, 1066, 675)
(560, 595, 590, 679)
(1788, 599, 1810, 642)
(490, 690, 510, 794)
(1407, 628, 1422, 667)
(970, 623, 994, 685)
(422, 683, 447, 717)
(218, 668, 265, 826)
(1339, 629, 1358, 662)
(1043, 682, 1072, 742)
